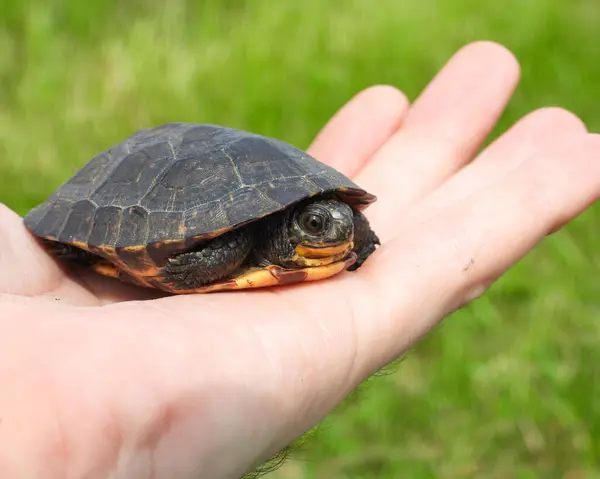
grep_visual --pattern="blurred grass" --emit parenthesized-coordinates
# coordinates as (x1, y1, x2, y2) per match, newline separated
(1, 0, 600, 477)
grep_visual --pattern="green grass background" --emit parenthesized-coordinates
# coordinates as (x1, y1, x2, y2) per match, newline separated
(2, 0, 600, 477)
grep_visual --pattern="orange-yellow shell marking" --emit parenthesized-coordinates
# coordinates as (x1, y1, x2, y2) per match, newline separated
(166, 253, 357, 293)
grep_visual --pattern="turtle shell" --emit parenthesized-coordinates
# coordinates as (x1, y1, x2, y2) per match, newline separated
(24, 123, 375, 280)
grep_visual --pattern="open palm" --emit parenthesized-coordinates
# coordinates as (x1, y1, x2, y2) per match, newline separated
(1, 42, 599, 478)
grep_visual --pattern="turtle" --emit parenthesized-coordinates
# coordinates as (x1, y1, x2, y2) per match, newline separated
(23, 123, 380, 294)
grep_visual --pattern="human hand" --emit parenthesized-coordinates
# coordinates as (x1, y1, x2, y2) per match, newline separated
(1, 41, 599, 478)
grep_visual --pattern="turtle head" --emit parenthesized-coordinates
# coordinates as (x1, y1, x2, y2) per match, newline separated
(287, 197, 355, 266)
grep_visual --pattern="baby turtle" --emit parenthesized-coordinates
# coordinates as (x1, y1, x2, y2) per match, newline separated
(24, 123, 380, 293)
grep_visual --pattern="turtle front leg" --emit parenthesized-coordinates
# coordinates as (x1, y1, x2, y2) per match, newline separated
(157, 227, 254, 293)
(347, 210, 380, 271)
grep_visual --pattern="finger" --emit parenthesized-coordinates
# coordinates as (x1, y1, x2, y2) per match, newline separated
(0, 204, 108, 305)
(0, 204, 66, 295)
(356, 42, 520, 235)
(308, 85, 409, 177)
(415, 107, 588, 224)
(352, 133, 600, 374)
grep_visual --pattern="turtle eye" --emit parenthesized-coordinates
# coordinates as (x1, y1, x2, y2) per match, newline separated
(298, 211, 328, 235)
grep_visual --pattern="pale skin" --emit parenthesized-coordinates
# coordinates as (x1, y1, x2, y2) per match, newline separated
(1, 41, 599, 478)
